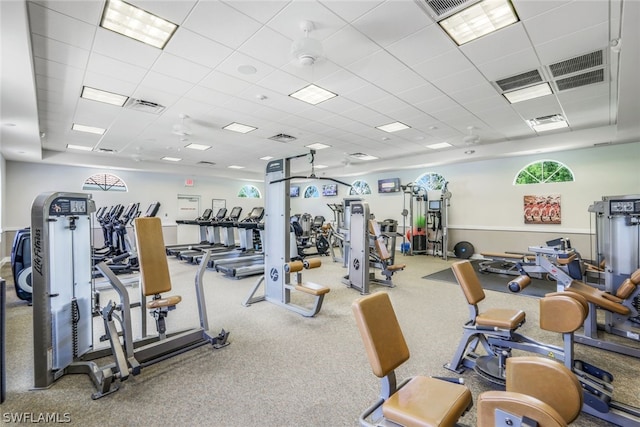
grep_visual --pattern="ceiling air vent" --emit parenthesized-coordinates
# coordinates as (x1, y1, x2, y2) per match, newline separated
(124, 98, 166, 114)
(495, 69, 543, 92)
(269, 133, 297, 143)
(97, 148, 117, 153)
(198, 161, 216, 166)
(419, 0, 473, 17)
(555, 69, 604, 91)
(548, 50, 604, 78)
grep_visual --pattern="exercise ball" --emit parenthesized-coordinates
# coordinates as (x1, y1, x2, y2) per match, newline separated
(454, 241, 474, 259)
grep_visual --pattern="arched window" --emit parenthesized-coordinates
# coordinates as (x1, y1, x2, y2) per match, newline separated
(238, 185, 261, 198)
(303, 185, 320, 198)
(414, 172, 447, 191)
(514, 160, 574, 184)
(83, 173, 127, 192)
(349, 180, 372, 195)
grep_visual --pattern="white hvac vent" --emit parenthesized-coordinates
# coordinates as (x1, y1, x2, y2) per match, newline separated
(418, 0, 475, 17)
(269, 133, 297, 143)
(555, 69, 605, 91)
(96, 148, 117, 153)
(495, 70, 544, 92)
(548, 50, 604, 78)
(124, 98, 166, 114)
(198, 161, 216, 166)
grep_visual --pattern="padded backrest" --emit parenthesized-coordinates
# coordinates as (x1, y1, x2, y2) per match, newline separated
(352, 292, 410, 378)
(477, 392, 565, 427)
(135, 217, 172, 296)
(368, 220, 391, 261)
(539, 292, 587, 333)
(507, 356, 583, 424)
(451, 260, 485, 305)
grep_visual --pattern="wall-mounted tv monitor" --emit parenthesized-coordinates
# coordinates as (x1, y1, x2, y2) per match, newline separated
(322, 184, 338, 197)
(428, 200, 441, 211)
(290, 186, 300, 198)
(378, 178, 401, 193)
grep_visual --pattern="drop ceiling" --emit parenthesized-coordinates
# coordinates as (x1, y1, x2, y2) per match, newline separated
(1, 0, 639, 180)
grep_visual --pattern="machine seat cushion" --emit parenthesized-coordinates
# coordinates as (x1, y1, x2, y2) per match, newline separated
(565, 281, 630, 315)
(631, 268, 640, 284)
(476, 308, 525, 329)
(383, 376, 472, 427)
(295, 282, 330, 296)
(539, 293, 587, 333)
(477, 392, 565, 427)
(147, 295, 182, 309)
(616, 278, 637, 299)
(386, 264, 406, 272)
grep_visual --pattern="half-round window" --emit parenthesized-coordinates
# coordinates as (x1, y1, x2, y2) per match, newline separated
(238, 185, 262, 198)
(514, 160, 575, 184)
(82, 173, 127, 192)
(304, 185, 320, 198)
(349, 180, 372, 196)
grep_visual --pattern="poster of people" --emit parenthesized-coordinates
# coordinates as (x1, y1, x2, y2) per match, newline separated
(524, 194, 561, 224)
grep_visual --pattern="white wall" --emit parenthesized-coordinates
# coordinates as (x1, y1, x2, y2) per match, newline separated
(4, 142, 639, 255)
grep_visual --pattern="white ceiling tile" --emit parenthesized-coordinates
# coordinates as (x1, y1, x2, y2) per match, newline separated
(342, 83, 390, 105)
(368, 96, 410, 117)
(199, 71, 252, 95)
(140, 71, 194, 96)
(28, 2, 95, 50)
(351, 0, 429, 47)
(130, 86, 181, 110)
(184, 86, 235, 107)
(30, 34, 90, 68)
(83, 71, 139, 98)
(86, 53, 147, 85)
(432, 68, 488, 94)
(266, 0, 346, 40)
(372, 69, 427, 94)
(31, 0, 103, 24)
(386, 24, 455, 67)
(318, 0, 383, 23)
(152, 53, 212, 84)
(512, 0, 569, 21)
(165, 28, 234, 69)
(92, 28, 161, 69)
(563, 95, 611, 129)
(322, 25, 381, 67)
(281, 59, 341, 83)
(346, 50, 406, 82)
(256, 69, 307, 96)
(413, 49, 473, 81)
(449, 82, 501, 105)
(223, 0, 289, 24)
(127, 0, 197, 24)
(315, 68, 369, 96)
(523, 0, 608, 45)
(340, 106, 389, 126)
(396, 83, 444, 105)
(414, 95, 459, 114)
(216, 52, 276, 83)
(316, 96, 361, 114)
(510, 95, 563, 121)
(475, 49, 540, 81)
(183, 1, 262, 49)
(237, 26, 294, 68)
(534, 22, 609, 65)
(460, 23, 531, 65)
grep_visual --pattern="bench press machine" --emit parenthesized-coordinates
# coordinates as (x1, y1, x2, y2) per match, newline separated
(242, 152, 338, 317)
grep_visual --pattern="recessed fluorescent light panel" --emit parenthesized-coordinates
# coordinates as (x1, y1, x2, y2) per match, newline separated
(306, 143, 331, 150)
(223, 122, 257, 134)
(526, 114, 569, 133)
(376, 122, 410, 133)
(72, 123, 106, 135)
(185, 143, 211, 151)
(81, 86, 128, 106)
(100, 0, 178, 49)
(260, 156, 274, 160)
(162, 156, 182, 162)
(439, 0, 519, 46)
(314, 165, 328, 169)
(66, 144, 93, 151)
(350, 153, 379, 161)
(427, 142, 452, 149)
(289, 84, 337, 105)
(228, 165, 245, 169)
(503, 83, 552, 104)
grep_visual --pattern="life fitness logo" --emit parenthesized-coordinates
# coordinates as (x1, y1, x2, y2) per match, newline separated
(270, 267, 279, 282)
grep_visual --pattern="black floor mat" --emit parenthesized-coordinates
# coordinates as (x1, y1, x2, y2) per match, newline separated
(422, 260, 553, 298)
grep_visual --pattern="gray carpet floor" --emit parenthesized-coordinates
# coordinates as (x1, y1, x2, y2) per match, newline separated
(1, 255, 638, 426)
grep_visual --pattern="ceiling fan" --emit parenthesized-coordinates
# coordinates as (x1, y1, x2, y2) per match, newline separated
(172, 113, 192, 136)
(290, 20, 323, 66)
(463, 126, 481, 145)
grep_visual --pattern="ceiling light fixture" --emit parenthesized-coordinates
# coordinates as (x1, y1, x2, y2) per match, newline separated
(526, 114, 569, 133)
(81, 86, 128, 106)
(223, 122, 257, 134)
(439, 0, 519, 46)
(260, 156, 274, 160)
(185, 143, 211, 151)
(427, 142, 452, 150)
(228, 165, 245, 169)
(66, 144, 93, 151)
(376, 122, 410, 133)
(289, 84, 337, 105)
(162, 156, 182, 162)
(503, 82, 552, 104)
(172, 113, 192, 136)
(350, 152, 379, 161)
(306, 143, 331, 150)
(72, 123, 106, 135)
(100, 0, 178, 49)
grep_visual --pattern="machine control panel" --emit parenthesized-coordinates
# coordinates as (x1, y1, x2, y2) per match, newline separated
(48, 197, 88, 216)
(610, 199, 640, 214)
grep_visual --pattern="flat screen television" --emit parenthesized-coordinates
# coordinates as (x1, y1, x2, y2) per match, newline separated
(378, 178, 401, 193)
(322, 184, 338, 197)
(428, 200, 441, 211)
(290, 186, 300, 198)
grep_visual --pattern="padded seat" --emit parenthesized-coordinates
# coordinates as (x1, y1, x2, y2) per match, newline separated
(383, 376, 472, 427)
(147, 295, 182, 309)
(565, 280, 630, 315)
(295, 282, 330, 296)
(477, 308, 526, 329)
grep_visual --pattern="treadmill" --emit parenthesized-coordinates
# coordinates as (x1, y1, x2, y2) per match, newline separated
(215, 208, 266, 278)
(177, 208, 229, 263)
(165, 208, 213, 256)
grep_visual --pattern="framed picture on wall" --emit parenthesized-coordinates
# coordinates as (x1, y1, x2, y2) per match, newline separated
(524, 194, 561, 224)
